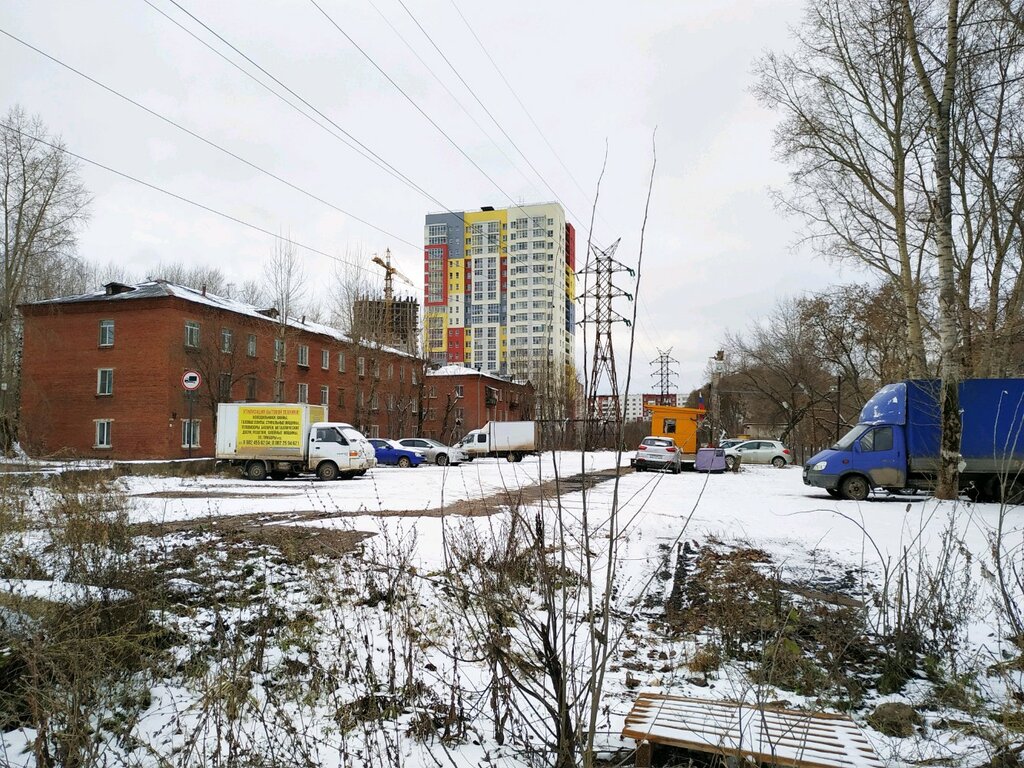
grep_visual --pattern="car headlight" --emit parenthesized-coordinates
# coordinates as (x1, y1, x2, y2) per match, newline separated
(812, 461, 827, 471)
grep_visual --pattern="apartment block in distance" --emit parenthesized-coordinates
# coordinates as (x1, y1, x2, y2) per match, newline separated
(423, 203, 576, 389)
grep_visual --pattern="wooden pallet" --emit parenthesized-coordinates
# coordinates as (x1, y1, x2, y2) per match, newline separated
(622, 694, 883, 768)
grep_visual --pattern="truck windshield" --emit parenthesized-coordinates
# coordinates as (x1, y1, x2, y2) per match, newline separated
(832, 424, 869, 451)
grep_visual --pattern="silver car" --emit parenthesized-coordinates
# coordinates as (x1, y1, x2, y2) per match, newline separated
(397, 438, 468, 466)
(724, 439, 792, 469)
(633, 436, 683, 474)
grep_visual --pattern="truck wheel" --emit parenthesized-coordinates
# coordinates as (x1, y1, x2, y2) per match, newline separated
(397, 456, 412, 468)
(840, 475, 870, 501)
(771, 456, 786, 468)
(355, 469, 367, 476)
(826, 488, 840, 498)
(436, 454, 449, 467)
(317, 462, 339, 481)
(506, 453, 516, 463)
(246, 461, 268, 481)
(724, 456, 736, 471)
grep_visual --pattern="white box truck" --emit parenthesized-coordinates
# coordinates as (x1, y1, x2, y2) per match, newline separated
(456, 421, 538, 462)
(215, 403, 376, 481)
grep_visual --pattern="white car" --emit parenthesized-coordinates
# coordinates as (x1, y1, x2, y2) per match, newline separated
(633, 436, 683, 474)
(724, 439, 792, 469)
(397, 438, 468, 466)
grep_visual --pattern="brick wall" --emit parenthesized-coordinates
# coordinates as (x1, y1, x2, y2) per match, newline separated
(20, 295, 427, 459)
(420, 371, 534, 445)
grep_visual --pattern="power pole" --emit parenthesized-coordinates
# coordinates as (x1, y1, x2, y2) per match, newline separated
(651, 348, 679, 404)
(578, 238, 634, 434)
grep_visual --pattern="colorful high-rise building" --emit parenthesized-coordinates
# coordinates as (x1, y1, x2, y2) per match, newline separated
(423, 203, 576, 390)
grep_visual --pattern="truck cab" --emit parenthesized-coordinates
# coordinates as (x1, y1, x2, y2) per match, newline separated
(308, 422, 376, 480)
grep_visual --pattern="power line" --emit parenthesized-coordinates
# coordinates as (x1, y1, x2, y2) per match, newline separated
(391, 0, 595, 239)
(1, 120, 384, 280)
(0, 26, 422, 251)
(447, 0, 596, 210)
(366, 0, 541, 198)
(306, 0, 523, 211)
(147, 0, 452, 217)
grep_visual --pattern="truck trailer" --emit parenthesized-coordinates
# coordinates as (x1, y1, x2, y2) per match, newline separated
(803, 379, 1024, 502)
(215, 403, 376, 481)
(456, 421, 538, 462)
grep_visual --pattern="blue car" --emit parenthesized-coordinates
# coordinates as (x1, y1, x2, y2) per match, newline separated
(368, 438, 425, 468)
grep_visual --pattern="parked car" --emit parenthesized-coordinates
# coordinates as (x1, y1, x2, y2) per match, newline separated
(719, 438, 748, 450)
(724, 439, 792, 470)
(368, 438, 426, 468)
(633, 436, 683, 474)
(397, 438, 468, 466)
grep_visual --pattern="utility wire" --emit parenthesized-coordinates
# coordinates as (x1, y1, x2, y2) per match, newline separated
(1, 121, 385, 279)
(366, 0, 540, 198)
(148, 0, 454, 218)
(306, 0, 523, 210)
(0, 26, 422, 252)
(392, 0, 596, 240)
(447, 0, 596, 210)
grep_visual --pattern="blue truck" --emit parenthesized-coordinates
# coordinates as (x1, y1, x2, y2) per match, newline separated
(803, 379, 1024, 502)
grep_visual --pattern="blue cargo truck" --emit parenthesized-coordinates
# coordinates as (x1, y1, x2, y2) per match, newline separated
(803, 379, 1024, 502)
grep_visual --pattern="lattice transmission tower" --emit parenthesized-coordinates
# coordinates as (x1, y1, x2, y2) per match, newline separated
(578, 238, 634, 425)
(651, 348, 679, 403)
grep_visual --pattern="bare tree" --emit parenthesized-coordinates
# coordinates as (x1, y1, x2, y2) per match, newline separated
(755, 0, 932, 376)
(263, 238, 307, 401)
(900, 0, 968, 498)
(149, 262, 228, 294)
(2, 106, 90, 450)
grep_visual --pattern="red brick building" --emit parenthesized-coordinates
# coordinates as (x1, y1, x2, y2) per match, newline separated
(420, 365, 535, 445)
(19, 281, 429, 459)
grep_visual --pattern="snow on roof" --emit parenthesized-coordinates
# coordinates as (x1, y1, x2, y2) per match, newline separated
(427, 364, 528, 386)
(24, 280, 419, 359)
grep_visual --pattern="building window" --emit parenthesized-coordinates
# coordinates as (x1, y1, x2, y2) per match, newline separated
(320, 385, 329, 406)
(221, 328, 233, 353)
(373, 360, 380, 379)
(429, 385, 437, 399)
(274, 338, 285, 362)
(387, 393, 395, 409)
(95, 419, 112, 449)
(321, 349, 330, 370)
(338, 352, 346, 372)
(370, 393, 379, 411)
(399, 365, 405, 383)
(454, 385, 464, 398)
(297, 344, 309, 367)
(246, 377, 257, 400)
(368, 425, 380, 438)
(455, 407, 464, 420)
(274, 379, 284, 401)
(297, 383, 308, 403)
(97, 368, 113, 396)
(387, 363, 393, 380)
(185, 321, 200, 348)
(219, 373, 232, 400)
(98, 319, 114, 347)
(411, 399, 418, 414)
(181, 419, 200, 448)
(247, 334, 257, 357)
(412, 370, 418, 385)
(337, 389, 346, 408)
(357, 356, 366, 377)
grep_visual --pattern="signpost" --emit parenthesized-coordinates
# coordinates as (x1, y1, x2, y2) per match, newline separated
(182, 370, 201, 458)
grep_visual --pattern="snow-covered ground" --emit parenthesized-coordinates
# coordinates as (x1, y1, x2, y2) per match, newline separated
(3, 454, 1022, 767)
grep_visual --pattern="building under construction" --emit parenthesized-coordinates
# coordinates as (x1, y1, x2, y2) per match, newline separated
(351, 294, 419, 355)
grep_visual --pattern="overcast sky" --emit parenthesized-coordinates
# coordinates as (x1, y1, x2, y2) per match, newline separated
(2, 0, 860, 394)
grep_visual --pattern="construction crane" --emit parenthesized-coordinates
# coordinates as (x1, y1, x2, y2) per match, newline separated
(371, 249, 416, 301)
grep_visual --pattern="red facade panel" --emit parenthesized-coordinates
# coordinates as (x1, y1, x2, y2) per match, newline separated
(566, 223, 576, 270)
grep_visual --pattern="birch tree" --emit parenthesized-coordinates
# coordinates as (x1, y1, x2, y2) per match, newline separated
(263, 238, 306, 402)
(900, 0, 967, 498)
(1, 106, 90, 450)
(755, 0, 932, 376)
